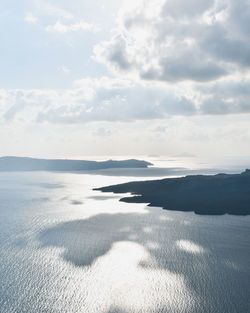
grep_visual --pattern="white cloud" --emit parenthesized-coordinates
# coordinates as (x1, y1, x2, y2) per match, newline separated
(0, 77, 196, 125)
(153, 126, 166, 133)
(58, 66, 71, 74)
(74, 77, 133, 90)
(94, 0, 250, 85)
(46, 20, 100, 33)
(92, 127, 112, 137)
(2, 74, 250, 127)
(24, 12, 38, 24)
(2, 0, 250, 157)
(34, 0, 73, 20)
(162, 0, 214, 19)
(91, 0, 250, 119)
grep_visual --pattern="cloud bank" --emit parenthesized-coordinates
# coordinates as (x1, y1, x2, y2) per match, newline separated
(95, 0, 250, 82)
(2, 0, 250, 125)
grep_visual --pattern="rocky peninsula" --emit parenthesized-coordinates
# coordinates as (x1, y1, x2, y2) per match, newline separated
(95, 170, 250, 215)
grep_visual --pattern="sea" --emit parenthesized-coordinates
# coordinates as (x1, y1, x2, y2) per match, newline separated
(0, 156, 249, 313)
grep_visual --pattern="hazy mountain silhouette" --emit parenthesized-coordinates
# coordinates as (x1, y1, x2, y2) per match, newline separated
(95, 169, 250, 215)
(0, 156, 152, 172)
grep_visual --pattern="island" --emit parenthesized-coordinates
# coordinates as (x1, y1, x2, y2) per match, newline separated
(95, 169, 250, 215)
(0, 156, 152, 172)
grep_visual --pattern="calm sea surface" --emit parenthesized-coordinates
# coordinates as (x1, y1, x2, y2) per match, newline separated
(0, 162, 250, 313)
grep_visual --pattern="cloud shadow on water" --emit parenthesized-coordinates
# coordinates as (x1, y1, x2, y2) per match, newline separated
(38, 209, 250, 313)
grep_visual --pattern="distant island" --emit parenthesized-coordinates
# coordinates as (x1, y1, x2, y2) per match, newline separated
(0, 156, 152, 172)
(95, 170, 250, 215)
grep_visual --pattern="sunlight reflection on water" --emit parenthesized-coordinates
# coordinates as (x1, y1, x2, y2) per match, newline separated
(176, 240, 206, 254)
(0, 170, 249, 313)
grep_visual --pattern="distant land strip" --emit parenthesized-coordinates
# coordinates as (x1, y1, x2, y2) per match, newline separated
(95, 170, 250, 215)
(0, 156, 152, 171)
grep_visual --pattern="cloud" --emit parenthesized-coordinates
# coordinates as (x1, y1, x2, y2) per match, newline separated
(46, 20, 99, 33)
(153, 126, 166, 133)
(36, 87, 196, 124)
(2, 1, 250, 124)
(93, 127, 112, 137)
(94, 0, 250, 84)
(200, 24, 250, 68)
(34, 0, 73, 20)
(24, 12, 38, 24)
(58, 66, 71, 74)
(162, 0, 215, 19)
(198, 79, 250, 114)
(0, 77, 197, 125)
(74, 77, 133, 90)
(142, 51, 226, 83)
(2, 74, 250, 125)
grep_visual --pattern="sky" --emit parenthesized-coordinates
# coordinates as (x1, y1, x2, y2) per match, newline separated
(1, 0, 250, 158)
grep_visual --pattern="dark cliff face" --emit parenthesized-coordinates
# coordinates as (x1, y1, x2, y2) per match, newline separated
(95, 170, 250, 215)
(0, 156, 152, 172)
